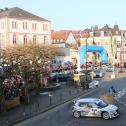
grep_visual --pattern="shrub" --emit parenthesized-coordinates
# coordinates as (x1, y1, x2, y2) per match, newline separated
(5, 97, 20, 110)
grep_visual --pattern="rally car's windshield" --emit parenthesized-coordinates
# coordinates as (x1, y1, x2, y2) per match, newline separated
(97, 101, 108, 108)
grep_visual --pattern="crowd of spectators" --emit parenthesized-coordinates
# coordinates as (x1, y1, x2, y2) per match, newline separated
(3, 75, 25, 100)
(40, 64, 77, 86)
(2, 64, 78, 99)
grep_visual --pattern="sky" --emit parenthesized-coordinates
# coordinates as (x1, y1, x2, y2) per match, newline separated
(0, 0, 126, 30)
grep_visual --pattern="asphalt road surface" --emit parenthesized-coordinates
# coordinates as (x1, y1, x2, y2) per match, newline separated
(14, 77, 126, 126)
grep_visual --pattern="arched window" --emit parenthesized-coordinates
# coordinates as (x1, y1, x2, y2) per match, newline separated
(33, 35, 36, 44)
(24, 35, 27, 44)
(44, 36, 47, 44)
(13, 34, 16, 44)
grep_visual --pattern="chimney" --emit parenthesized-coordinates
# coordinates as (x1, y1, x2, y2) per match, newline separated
(5, 7, 8, 11)
(95, 25, 98, 30)
(0, 9, 4, 12)
(91, 26, 94, 31)
(90, 32, 94, 37)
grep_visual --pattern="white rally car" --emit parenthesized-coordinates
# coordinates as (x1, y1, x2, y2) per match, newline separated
(72, 98, 119, 120)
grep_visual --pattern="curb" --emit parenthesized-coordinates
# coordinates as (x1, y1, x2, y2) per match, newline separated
(39, 83, 61, 91)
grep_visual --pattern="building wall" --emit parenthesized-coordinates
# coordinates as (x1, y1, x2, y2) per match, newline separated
(52, 43, 66, 48)
(80, 35, 126, 63)
(51, 32, 78, 64)
(66, 32, 76, 44)
(0, 17, 51, 48)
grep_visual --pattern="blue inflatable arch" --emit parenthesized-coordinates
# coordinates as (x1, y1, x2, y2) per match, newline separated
(79, 45, 108, 64)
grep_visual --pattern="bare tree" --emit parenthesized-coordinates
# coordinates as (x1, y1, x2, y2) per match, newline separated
(2, 44, 58, 76)
(1, 44, 58, 104)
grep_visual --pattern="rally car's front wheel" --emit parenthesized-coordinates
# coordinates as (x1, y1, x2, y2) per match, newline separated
(102, 112, 110, 120)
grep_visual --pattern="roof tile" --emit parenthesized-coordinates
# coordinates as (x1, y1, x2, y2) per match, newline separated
(0, 7, 50, 22)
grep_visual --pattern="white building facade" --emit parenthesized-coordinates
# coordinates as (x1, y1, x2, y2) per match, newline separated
(0, 7, 51, 48)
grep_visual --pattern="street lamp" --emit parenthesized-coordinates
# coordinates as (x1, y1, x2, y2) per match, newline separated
(119, 46, 122, 72)
(85, 38, 88, 81)
(110, 33, 116, 78)
(120, 31, 124, 72)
